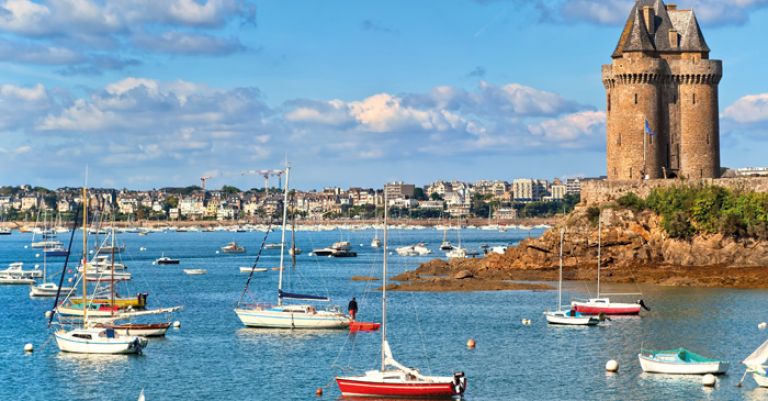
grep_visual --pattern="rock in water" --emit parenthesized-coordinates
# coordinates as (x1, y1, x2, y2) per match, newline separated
(452, 270, 474, 280)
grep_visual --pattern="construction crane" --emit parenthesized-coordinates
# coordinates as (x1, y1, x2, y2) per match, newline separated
(200, 176, 212, 191)
(241, 169, 286, 194)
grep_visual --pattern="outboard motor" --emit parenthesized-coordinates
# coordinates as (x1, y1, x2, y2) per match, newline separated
(452, 371, 467, 396)
(637, 299, 651, 311)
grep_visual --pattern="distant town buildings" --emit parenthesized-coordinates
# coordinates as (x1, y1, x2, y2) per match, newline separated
(0, 175, 589, 221)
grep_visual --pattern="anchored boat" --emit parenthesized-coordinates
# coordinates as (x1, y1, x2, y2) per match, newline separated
(639, 348, 729, 375)
(336, 189, 467, 399)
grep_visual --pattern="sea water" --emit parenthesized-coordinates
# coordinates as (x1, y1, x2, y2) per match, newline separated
(1, 227, 767, 400)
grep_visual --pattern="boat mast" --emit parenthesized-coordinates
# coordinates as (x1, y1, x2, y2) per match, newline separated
(558, 228, 564, 312)
(381, 189, 388, 372)
(276, 164, 291, 306)
(42, 210, 47, 285)
(82, 185, 88, 325)
(110, 221, 116, 317)
(596, 216, 601, 299)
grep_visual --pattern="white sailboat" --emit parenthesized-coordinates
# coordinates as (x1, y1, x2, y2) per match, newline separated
(29, 232, 73, 297)
(54, 185, 148, 355)
(544, 229, 599, 326)
(336, 190, 467, 399)
(741, 338, 768, 387)
(235, 165, 350, 329)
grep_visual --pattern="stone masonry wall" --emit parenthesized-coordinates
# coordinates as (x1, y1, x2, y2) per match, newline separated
(580, 178, 768, 207)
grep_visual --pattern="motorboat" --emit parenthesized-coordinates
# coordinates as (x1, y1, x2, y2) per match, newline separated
(155, 255, 180, 265)
(221, 242, 246, 254)
(0, 262, 42, 279)
(639, 348, 729, 375)
(439, 240, 454, 251)
(313, 241, 356, 257)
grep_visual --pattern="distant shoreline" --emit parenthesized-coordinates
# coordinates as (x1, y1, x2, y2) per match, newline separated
(0, 216, 560, 230)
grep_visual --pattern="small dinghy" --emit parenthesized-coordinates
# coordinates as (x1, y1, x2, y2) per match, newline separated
(239, 266, 268, 273)
(349, 321, 381, 332)
(639, 348, 729, 375)
(183, 269, 207, 275)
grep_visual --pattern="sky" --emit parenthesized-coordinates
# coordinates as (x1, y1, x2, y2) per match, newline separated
(0, 0, 767, 190)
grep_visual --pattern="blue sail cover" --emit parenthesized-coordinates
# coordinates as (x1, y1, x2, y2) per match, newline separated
(278, 290, 329, 302)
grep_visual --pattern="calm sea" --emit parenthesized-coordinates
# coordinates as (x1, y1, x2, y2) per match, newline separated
(1, 227, 767, 400)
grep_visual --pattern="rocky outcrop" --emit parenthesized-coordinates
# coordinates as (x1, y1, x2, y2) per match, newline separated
(470, 206, 768, 273)
(397, 205, 768, 290)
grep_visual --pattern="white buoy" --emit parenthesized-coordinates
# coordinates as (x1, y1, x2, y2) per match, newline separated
(67, 278, 73, 283)
(44, 310, 53, 318)
(34, 264, 40, 268)
(466, 338, 476, 349)
(173, 321, 181, 328)
(35, 253, 40, 258)
(24, 245, 28, 249)
(702, 374, 716, 387)
(605, 360, 619, 372)
(24, 343, 33, 353)
(521, 319, 531, 326)
(89, 250, 93, 254)
(215, 251, 220, 254)
(759, 322, 767, 330)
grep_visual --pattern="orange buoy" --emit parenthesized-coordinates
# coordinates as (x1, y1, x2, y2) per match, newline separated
(315, 387, 323, 396)
(467, 338, 476, 349)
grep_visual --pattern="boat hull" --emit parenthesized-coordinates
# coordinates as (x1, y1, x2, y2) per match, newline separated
(0, 277, 35, 285)
(571, 301, 641, 316)
(29, 284, 74, 297)
(638, 354, 729, 375)
(349, 322, 381, 332)
(545, 312, 599, 326)
(234, 308, 350, 329)
(54, 331, 145, 354)
(336, 377, 458, 399)
(98, 323, 171, 337)
(753, 372, 768, 387)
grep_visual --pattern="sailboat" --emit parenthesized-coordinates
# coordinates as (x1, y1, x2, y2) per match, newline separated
(29, 228, 73, 297)
(741, 338, 768, 387)
(544, 229, 599, 326)
(53, 185, 148, 355)
(234, 165, 351, 329)
(336, 190, 467, 399)
(439, 223, 453, 251)
(445, 228, 466, 259)
(571, 217, 646, 316)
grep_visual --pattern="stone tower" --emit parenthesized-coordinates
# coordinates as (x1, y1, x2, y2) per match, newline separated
(603, 0, 721, 180)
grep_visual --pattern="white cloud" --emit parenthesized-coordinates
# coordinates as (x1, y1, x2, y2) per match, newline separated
(723, 93, 768, 124)
(528, 110, 606, 146)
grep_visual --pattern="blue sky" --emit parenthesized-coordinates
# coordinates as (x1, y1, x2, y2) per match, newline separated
(0, 0, 767, 190)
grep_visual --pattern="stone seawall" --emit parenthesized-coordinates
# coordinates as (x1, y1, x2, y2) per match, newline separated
(580, 177, 768, 206)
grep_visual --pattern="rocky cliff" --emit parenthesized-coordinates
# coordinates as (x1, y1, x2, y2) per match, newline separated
(398, 205, 768, 289)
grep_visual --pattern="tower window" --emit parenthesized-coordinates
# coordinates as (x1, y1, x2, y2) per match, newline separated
(630, 167, 633, 179)
(634, 93, 638, 104)
(693, 93, 696, 105)
(618, 132, 621, 146)
(607, 95, 611, 112)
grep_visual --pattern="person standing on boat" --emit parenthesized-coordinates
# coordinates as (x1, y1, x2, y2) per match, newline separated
(348, 297, 358, 321)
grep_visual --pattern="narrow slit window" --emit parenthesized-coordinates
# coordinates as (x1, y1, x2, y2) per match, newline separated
(607, 95, 611, 112)
(693, 93, 696, 105)
(634, 93, 638, 104)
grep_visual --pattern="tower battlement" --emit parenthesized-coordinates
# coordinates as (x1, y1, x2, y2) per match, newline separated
(604, 0, 721, 180)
